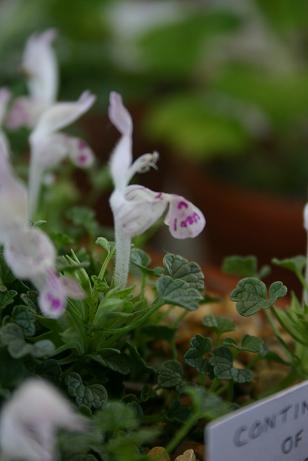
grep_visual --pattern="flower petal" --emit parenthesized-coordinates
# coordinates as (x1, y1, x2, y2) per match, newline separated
(31, 91, 96, 141)
(109, 91, 132, 136)
(112, 185, 167, 237)
(23, 29, 58, 107)
(31, 133, 68, 169)
(61, 276, 85, 299)
(109, 93, 133, 189)
(67, 137, 95, 168)
(38, 270, 67, 318)
(4, 228, 55, 279)
(0, 142, 28, 242)
(164, 195, 206, 239)
(6, 97, 44, 130)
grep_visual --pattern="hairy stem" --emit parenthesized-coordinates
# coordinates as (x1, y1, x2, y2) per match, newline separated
(113, 220, 131, 288)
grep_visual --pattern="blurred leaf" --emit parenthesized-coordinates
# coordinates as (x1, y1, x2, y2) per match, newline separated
(184, 335, 211, 373)
(272, 256, 306, 277)
(157, 360, 183, 388)
(139, 12, 240, 77)
(0, 290, 18, 311)
(203, 315, 235, 333)
(66, 372, 108, 410)
(145, 94, 250, 158)
(230, 368, 253, 383)
(209, 347, 233, 379)
(240, 335, 268, 356)
(222, 255, 258, 277)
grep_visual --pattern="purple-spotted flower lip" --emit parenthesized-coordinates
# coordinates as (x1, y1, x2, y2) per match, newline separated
(38, 269, 85, 319)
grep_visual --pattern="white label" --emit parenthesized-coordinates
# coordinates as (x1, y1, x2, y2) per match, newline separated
(206, 381, 308, 461)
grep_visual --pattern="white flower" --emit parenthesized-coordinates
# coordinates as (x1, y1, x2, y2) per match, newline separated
(108, 92, 205, 286)
(28, 89, 96, 218)
(5, 30, 96, 218)
(0, 140, 84, 318)
(0, 378, 85, 461)
(109, 91, 206, 239)
(6, 29, 58, 129)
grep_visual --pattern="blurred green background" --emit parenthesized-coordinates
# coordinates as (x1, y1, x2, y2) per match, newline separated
(1, 0, 308, 198)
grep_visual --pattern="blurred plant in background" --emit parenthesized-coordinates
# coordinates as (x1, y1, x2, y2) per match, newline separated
(2, 0, 308, 276)
(1, 0, 308, 199)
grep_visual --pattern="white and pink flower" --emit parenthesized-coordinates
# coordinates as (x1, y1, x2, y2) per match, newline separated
(5, 30, 96, 218)
(0, 379, 85, 461)
(108, 92, 205, 287)
(0, 140, 84, 318)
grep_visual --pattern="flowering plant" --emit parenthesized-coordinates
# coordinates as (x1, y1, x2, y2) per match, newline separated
(0, 28, 306, 461)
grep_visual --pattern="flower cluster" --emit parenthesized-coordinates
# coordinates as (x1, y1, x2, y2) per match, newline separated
(0, 30, 97, 318)
(0, 30, 206, 312)
(0, 138, 84, 318)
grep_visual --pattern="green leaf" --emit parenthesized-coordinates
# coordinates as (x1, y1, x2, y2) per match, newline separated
(96, 402, 138, 431)
(203, 315, 235, 333)
(222, 255, 258, 277)
(130, 248, 151, 269)
(0, 290, 17, 310)
(274, 253, 307, 275)
(269, 282, 288, 304)
(8, 339, 32, 359)
(96, 237, 112, 252)
(163, 253, 204, 291)
(157, 276, 203, 310)
(231, 368, 254, 383)
(184, 335, 211, 373)
(67, 206, 99, 236)
(12, 305, 36, 337)
(157, 360, 184, 388)
(209, 347, 233, 379)
(91, 349, 130, 375)
(32, 340, 56, 358)
(66, 372, 108, 410)
(0, 323, 24, 345)
(240, 335, 268, 356)
(20, 290, 38, 310)
(231, 278, 287, 316)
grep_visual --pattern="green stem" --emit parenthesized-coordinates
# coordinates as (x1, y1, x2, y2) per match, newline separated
(113, 220, 131, 288)
(265, 309, 297, 363)
(98, 248, 115, 280)
(166, 412, 199, 454)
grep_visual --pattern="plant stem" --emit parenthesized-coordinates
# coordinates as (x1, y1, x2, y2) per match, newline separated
(28, 158, 42, 221)
(166, 412, 199, 454)
(98, 248, 115, 281)
(113, 220, 131, 288)
(265, 308, 296, 363)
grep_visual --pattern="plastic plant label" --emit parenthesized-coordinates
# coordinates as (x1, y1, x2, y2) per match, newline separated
(206, 381, 308, 461)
